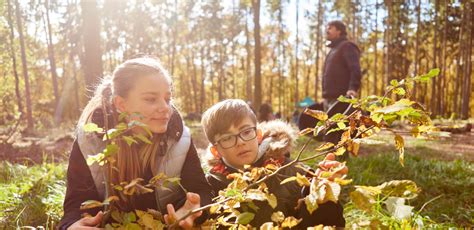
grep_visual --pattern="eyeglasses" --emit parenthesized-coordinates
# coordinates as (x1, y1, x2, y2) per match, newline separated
(214, 127, 257, 149)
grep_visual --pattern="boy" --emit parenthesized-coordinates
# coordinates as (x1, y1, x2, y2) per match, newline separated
(201, 99, 346, 228)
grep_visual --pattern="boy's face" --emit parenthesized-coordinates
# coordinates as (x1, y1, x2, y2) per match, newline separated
(213, 117, 259, 169)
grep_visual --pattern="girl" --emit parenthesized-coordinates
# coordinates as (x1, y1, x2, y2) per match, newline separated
(59, 57, 212, 229)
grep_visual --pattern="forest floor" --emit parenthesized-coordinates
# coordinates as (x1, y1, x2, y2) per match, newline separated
(0, 122, 473, 228)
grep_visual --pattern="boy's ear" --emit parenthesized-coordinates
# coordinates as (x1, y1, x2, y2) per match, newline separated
(210, 145, 220, 158)
(257, 128, 263, 144)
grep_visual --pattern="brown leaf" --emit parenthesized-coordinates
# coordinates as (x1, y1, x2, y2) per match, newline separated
(304, 108, 328, 121)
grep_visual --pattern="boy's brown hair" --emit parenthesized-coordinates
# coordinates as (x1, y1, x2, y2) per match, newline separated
(201, 99, 257, 143)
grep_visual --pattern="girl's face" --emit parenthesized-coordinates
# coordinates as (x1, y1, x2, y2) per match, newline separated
(114, 74, 172, 134)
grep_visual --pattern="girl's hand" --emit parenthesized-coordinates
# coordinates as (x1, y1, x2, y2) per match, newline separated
(68, 211, 103, 230)
(164, 192, 202, 229)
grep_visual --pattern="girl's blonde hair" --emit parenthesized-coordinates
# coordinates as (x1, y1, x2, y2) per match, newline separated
(78, 57, 172, 209)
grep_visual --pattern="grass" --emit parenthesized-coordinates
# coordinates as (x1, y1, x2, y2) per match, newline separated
(294, 135, 474, 228)
(1, 132, 472, 229)
(0, 160, 66, 229)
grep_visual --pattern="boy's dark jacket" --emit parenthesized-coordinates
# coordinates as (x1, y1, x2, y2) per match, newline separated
(205, 120, 345, 228)
(59, 108, 212, 229)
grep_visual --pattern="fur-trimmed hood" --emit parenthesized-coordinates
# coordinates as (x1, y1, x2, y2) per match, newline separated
(206, 119, 298, 171)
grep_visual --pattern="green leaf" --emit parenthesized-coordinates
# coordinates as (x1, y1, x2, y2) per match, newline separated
(103, 143, 119, 157)
(390, 79, 399, 86)
(123, 136, 138, 146)
(123, 212, 137, 224)
(394, 87, 406, 96)
(337, 122, 346, 129)
(236, 212, 255, 225)
(135, 134, 153, 144)
(84, 123, 103, 133)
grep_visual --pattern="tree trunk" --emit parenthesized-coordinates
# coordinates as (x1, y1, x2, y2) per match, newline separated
(6, 0, 23, 116)
(81, 0, 103, 97)
(294, 0, 300, 106)
(245, 8, 253, 102)
(252, 0, 262, 110)
(314, 0, 323, 101)
(373, 1, 379, 96)
(14, 0, 34, 132)
(43, 0, 60, 121)
(413, 0, 421, 98)
(461, 2, 473, 119)
(430, 0, 439, 115)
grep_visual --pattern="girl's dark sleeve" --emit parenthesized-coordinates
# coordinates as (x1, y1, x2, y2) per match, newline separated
(179, 140, 213, 224)
(58, 140, 101, 230)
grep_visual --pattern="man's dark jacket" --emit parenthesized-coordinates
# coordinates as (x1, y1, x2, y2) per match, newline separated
(322, 36, 362, 99)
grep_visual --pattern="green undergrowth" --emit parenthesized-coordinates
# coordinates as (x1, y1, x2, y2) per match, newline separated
(0, 160, 66, 229)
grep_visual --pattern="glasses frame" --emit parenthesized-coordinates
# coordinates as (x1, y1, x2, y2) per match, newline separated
(214, 127, 257, 149)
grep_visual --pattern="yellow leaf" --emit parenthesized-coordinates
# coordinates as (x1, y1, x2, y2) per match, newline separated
(281, 216, 301, 228)
(335, 177, 353, 185)
(299, 127, 314, 136)
(394, 134, 405, 167)
(260, 222, 277, 230)
(334, 147, 346, 156)
(80, 200, 103, 210)
(304, 108, 328, 121)
(280, 176, 297, 185)
(271, 211, 285, 223)
(295, 173, 311, 187)
(266, 193, 278, 209)
(338, 130, 351, 145)
(305, 193, 319, 214)
(315, 142, 334, 152)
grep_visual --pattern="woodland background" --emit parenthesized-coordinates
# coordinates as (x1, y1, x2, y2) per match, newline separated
(0, 0, 473, 228)
(1, 0, 473, 132)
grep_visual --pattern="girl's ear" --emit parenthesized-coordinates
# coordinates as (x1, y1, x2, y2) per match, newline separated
(113, 96, 126, 113)
(257, 128, 263, 144)
(210, 145, 220, 158)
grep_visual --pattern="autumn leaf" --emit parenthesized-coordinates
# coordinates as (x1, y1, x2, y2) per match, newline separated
(315, 142, 334, 152)
(333, 147, 346, 156)
(305, 193, 319, 214)
(271, 211, 285, 223)
(377, 180, 420, 199)
(236, 212, 255, 225)
(281, 216, 301, 228)
(280, 176, 296, 185)
(394, 134, 405, 166)
(245, 189, 266, 201)
(266, 193, 277, 209)
(299, 127, 314, 136)
(295, 172, 311, 187)
(304, 108, 328, 121)
(335, 177, 353, 185)
(80, 200, 103, 210)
